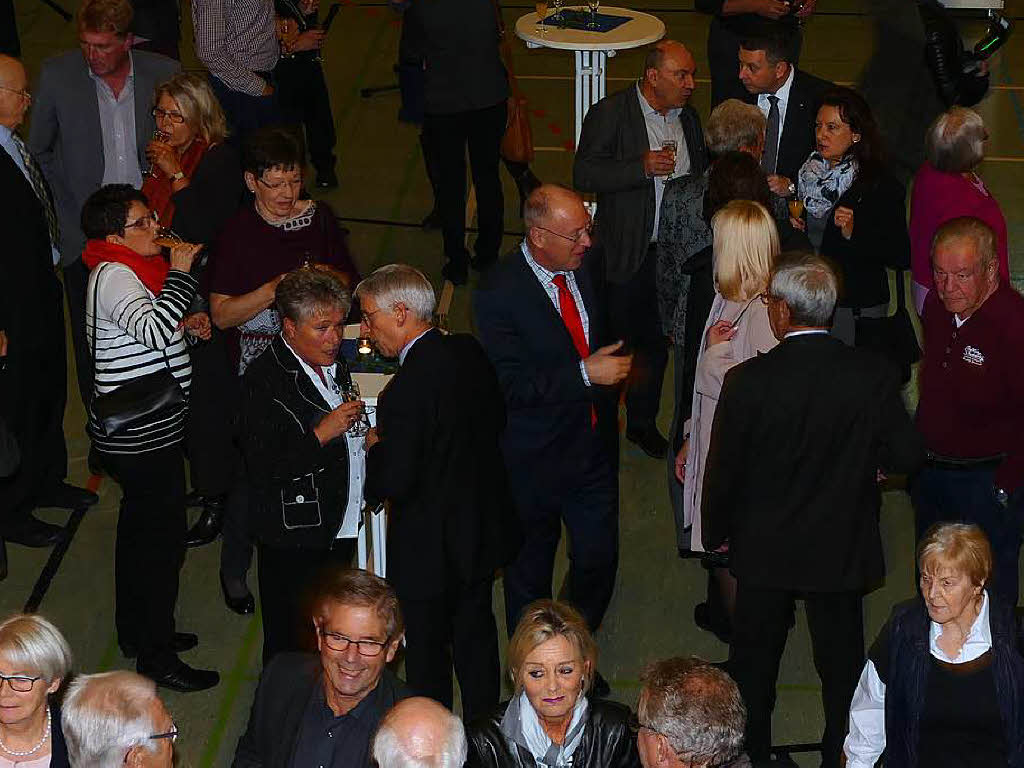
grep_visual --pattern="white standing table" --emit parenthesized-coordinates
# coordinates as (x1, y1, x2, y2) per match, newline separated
(514, 7, 665, 147)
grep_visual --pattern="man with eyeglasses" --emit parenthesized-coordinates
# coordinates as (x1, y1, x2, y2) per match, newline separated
(233, 568, 410, 768)
(29, 0, 177, 462)
(914, 216, 1024, 609)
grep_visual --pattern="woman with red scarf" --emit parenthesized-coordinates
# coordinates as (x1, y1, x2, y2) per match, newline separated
(81, 184, 219, 694)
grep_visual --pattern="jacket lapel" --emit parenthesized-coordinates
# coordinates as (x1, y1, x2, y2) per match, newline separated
(512, 248, 587, 360)
(132, 53, 155, 169)
(72, 55, 105, 185)
(270, 335, 333, 415)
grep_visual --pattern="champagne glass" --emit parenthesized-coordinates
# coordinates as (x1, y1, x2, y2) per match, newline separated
(586, 0, 600, 29)
(341, 380, 370, 437)
(551, 0, 563, 26)
(145, 130, 170, 178)
(535, 0, 548, 32)
(661, 139, 677, 180)
(788, 198, 805, 220)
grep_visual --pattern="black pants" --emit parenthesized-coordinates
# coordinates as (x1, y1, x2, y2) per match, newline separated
(0, 0, 19, 56)
(729, 583, 864, 768)
(186, 333, 239, 498)
(423, 100, 507, 272)
(102, 445, 187, 665)
(401, 576, 501, 722)
(209, 75, 283, 147)
(257, 540, 355, 664)
(607, 246, 669, 433)
(275, 56, 336, 175)
(62, 260, 93, 413)
(504, 448, 619, 634)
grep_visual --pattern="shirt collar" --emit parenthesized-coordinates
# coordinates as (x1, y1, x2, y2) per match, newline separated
(760, 64, 795, 108)
(929, 590, 992, 663)
(635, 83, 681, 120)
(315, 674, 382, 724)
(521, 240, 571, 281)
(281, 334, 337, 382)
(86, 52, 135, 88)
(784, 329, 829, 338)
(398, 327, 433, 365)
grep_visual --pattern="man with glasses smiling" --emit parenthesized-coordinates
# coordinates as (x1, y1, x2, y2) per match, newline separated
(233, 568, 410, 768)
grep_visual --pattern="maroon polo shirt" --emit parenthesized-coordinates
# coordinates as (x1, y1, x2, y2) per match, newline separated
(917, 282, 1024, 491)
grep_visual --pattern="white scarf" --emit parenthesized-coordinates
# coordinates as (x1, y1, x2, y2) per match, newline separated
(501, 690, 589, 767)
(797, 151, 858, 218)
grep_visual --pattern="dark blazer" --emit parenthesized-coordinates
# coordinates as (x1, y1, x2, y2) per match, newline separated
(574, 85, 709, 283)
(467, 698, 641, 768)
(702, 334, 924, 592)
(239, 335, 350, 549)
(364, 328, 519, 601)
(28, 49, 180, 265)
(50, 703, 70, 768)
(169, 143, 244, 246)
(473, 247, 618, 485)
(232, 652, 410, 768)
(764, 68, 832, 183)
(820, 171, 910, 309)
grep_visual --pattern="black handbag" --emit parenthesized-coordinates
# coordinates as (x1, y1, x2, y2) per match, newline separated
(89, 263, 187, 437)
(854, 269, 922, 384)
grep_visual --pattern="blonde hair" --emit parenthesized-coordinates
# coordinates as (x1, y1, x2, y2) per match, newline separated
(0, 614, 73, 684)
(155, 73, 228, 145)
(711, 200, 778, 302)
(507, 600, 598, 695)
(918, 523, 992, 588)
(78, 0, 133, 36)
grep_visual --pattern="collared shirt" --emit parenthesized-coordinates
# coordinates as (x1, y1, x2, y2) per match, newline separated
(757, 65, 795, 169)
(88, 56, 142, 189)
(281, 336, 362, 539)
(636, 84, 690, 242)
(192, 0, 279, 96)
(844, 592, 992, 768)
(784, 329, 829, 339)
(521, 241, 591, 386)
(0, 126, 59, 264)
(290, 677, 382, 768)
(399, 327, 433, 366)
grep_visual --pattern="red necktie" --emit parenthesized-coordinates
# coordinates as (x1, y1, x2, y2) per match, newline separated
(552, 274, 596, 428)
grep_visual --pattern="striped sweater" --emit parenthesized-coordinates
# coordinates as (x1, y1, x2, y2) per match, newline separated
(85, 263, 197, 454)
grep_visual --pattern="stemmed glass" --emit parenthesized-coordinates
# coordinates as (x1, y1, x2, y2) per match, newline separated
(661, 139, 677, 180)
(341, 380, 373, 437)
(586, 0, 600, 29)
(535, 0, 549, 33)
(145, 130, 170, 178)
(550, 0, 563, 27)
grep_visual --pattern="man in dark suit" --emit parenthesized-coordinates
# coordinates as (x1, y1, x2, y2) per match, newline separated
(737, 21, 831, 195)
(233, 569, 410, 768)
(702, 254, 924, 768)
(574, 41, 708, 460)
(473, 185, 632, 646)
(0, 55, 96, 554)
(358, 264, 517, 721)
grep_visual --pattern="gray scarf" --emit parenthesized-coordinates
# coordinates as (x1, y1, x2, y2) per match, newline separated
(500, 690, 589, 767)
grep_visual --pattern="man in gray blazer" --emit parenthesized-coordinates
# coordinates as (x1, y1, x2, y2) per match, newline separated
(29, 0, 178, 418)
(574, 40, 709, 460)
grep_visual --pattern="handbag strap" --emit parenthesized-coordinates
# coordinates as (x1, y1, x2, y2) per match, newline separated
(89, 262, 175, 373)
(489, 0, 522, 97)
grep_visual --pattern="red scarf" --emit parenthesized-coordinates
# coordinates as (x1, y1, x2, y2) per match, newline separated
(81, 239, 170, 296)
(141, 139, 209, 228)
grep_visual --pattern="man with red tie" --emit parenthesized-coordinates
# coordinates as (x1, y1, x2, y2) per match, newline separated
(474, 184, 631, 675)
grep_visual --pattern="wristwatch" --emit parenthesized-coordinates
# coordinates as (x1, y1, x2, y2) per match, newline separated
(169, 171, 186, 182)
(787, 181, 796, 197)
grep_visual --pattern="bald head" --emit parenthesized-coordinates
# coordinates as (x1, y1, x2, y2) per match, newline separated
(0, 55, 30, 130)
(372, 698, 467, 768)
(523, 184, 592, 273)
(641, 41, 696, 113)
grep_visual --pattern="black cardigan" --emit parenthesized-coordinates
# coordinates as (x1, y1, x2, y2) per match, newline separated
(467, 698, 641, 768)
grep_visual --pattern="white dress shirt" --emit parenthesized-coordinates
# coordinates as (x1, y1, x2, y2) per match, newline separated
(399, 327, 433, 365)
(844, 591, 993, 768)
(757, 65, 795, 173)
(636, 84, 689, 242)
(89, 55, 143, 188)
(0, 125, 60, 264)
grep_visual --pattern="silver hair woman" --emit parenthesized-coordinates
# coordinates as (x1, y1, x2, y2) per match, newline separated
(0, 614, 73, 765)
(62, 671, 175, 768)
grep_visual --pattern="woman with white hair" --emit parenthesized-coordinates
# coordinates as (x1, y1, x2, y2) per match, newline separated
(0, 614, 73, 766)
(909, 107, 1009, 313)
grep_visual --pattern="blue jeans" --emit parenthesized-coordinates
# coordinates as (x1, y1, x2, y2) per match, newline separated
(911, 466, 1024, 607)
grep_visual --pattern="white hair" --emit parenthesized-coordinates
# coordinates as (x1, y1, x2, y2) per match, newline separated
(372, 709, 467, 768)
(770, 253, 838, 327)
(354, 264, 436, 323)
(0, 614, 73, 684)
(61, 672, 161, 768)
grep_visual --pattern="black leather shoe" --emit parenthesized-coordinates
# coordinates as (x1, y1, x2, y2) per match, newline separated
(591, 671, 611, 699)
(185, 502, 225, 548)
(37, 482, 98, 509)
(220, 573, 255, 615)
(315, 166, 338, 189)
(121, 632, 199, 659)
(626, 427, 669, 459)
(138, 656, 220, 693)
(694, 602, 732, 644)
(5, 516, 62, 547)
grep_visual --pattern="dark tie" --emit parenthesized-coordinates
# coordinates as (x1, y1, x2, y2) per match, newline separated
(11, 132, 60, 253)
(552, 274, 596, 428)
(761, 94, 780, 175)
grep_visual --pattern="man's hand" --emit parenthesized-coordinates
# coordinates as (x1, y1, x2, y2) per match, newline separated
(314, 401, 364, 445)
(0, 330, 7, 358)
(674, 438, 689, 484)
(583, 341, 632, 386)
(643, 149, 676, 178)
(707, 320, 737, 347)
(754, 0, 790, 19)
(289, 29, 326, 52)
(767, 174, 793, 198)
(261, 81, 275, 97)
(184, 312, 212, 340)
(834, 206, 855, 240)
(169, 243, 203, 272)
(365, 426, 380, 449)
(795, 0, 817, 19)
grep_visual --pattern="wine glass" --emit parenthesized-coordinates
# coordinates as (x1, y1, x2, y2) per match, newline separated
(145, 130, 170, 178)
(341, 380, 370, 437)
(535, 0, 548, 31)
(661, 139, 677, 180)
(788, 198, 805, 220)
(586, 0, 600, 29)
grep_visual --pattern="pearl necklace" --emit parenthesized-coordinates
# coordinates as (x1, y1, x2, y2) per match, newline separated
(0, 706, 51, 757)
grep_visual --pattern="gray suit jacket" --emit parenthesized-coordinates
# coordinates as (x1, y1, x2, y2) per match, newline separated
(29, 49, 180, 265)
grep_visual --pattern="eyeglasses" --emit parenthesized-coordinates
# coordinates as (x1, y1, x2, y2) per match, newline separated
(0, 673, 42, 693)
(257, 176, 303, 191)
(151, 106, 185, 124)
(124, 211, 158, 230)
(148, 724, 178, 743)
(0, 85, 31, 101)
(360, 307, 386, 324)
(534, 224, 592, 245)
(318, 628, 390, 656)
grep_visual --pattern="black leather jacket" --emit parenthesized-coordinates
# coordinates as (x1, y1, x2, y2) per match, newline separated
(466, 698, 641, 768)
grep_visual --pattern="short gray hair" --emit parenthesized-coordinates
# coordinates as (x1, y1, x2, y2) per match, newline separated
(0, 614, 73, 684)
(372, 708, 467, 768)
(354, 265, 436, 323)
(706, 99, 766, 155)
(62, 672, 161, 768)
(770, 253, 838, 327)
(639, 657, 746, 765)
(926, 107, 987, 173)
(932, 216, 997, 268)
(275, 267, 353, 323)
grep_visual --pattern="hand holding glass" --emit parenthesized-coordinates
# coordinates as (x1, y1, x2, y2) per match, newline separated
(661, 140, 677, 179)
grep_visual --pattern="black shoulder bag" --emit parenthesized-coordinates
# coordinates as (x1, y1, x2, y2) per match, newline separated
(854, 269, 922, 384)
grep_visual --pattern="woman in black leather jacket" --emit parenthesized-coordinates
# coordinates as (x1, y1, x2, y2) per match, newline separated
(466, 600, 640, 768)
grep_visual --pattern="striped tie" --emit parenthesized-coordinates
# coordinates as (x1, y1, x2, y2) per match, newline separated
(11, 132, 60, 252)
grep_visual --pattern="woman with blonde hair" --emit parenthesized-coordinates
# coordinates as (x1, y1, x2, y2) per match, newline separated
(466, 600, 639, 768)
(676, 199, 780, 640)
